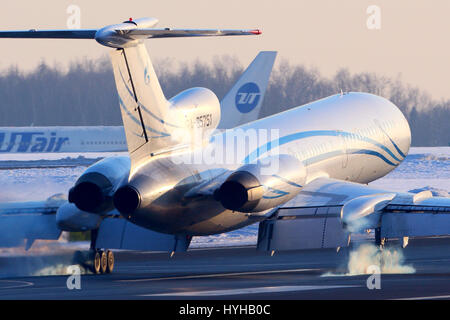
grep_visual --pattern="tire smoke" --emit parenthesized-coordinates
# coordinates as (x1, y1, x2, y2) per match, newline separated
(323, 243, 415, 276)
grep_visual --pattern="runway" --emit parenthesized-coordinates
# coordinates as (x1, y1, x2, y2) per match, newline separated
(1, 237, 450, 300)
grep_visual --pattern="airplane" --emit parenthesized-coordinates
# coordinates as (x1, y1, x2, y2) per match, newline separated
(0, 17, 449, 275)
(0, 126, 126, 153)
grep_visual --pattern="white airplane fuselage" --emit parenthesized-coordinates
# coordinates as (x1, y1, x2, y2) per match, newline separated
(121, 92, 411, 236)
(0, 126, 126, 153)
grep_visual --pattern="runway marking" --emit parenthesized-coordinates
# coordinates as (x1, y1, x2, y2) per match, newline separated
(141, 285, 360, 297)
(117, 268, 318, 283)
(395, 295, 450, 300)
(0, 280, 34, 290)
(117, 262, 322, 270)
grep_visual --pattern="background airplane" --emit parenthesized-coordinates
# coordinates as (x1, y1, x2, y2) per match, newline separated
(0, 126, 125, 153)
(0, 17, 448, 275)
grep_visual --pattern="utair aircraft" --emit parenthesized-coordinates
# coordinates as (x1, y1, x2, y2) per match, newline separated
(0, 17, 449, 274)
(0, 126, 127, 153)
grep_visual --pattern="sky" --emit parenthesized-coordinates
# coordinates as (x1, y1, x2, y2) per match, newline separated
(1, 1, 450, 100)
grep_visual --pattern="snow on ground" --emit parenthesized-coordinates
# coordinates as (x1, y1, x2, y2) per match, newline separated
(0, 147, 448, 252)
(0, 152, 127, 162)
(368, 147, 450, 195)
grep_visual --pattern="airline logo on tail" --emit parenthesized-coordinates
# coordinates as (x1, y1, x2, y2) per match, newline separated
(235, 82, 261, 113)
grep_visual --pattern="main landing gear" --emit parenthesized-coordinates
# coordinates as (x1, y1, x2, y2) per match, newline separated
(90, 229, 115, 274)
(375, 227, 386, 249)
(92, 249, 114, 274)
(375, 227, 409, 249)
(72, 229, 115, 274)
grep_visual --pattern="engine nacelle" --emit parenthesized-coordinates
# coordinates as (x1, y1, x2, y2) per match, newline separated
(216, 155, 306, 213)
(167, 87, 220, 142)
(68, 156, 130, 214)
(56, 202, 103, 232)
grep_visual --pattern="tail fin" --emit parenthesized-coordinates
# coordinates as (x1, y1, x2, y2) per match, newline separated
(110, 44, 174, 167)
(218, 51, 277, 129)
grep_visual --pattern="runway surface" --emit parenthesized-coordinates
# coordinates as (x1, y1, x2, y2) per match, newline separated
(1, 237, 450, 300)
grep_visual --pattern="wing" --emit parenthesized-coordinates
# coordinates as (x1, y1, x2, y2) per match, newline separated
(257, 178, 450, 251)
(95, 217, 191, 252)
(118, 28, 261, 39)
(0, 29, 97, 39)
(0, 28, 259, 40)
(0, 197, 190, 253)
(0, 197, 64, 249)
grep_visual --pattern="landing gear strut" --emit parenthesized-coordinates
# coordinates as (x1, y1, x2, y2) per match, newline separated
(375, 227, 386, 249)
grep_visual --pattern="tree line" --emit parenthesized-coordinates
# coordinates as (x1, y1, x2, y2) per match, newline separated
(0, 56, 448, 146)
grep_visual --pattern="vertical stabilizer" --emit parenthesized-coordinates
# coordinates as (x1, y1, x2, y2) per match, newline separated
(218, 51, 277, 129)
(110, 44, 173, 168)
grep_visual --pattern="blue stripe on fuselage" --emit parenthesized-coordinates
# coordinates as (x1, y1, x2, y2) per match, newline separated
(243, 130, 403, 167)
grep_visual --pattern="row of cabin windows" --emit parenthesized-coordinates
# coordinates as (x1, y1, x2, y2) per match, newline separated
(0, 140, 126, 147)
(82, 140, 126, 145)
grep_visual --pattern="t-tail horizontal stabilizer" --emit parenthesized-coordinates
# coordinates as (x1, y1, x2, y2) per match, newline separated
(0, 17, 261, 48)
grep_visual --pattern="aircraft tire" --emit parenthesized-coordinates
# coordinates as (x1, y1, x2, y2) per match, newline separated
(100, 250, 108, 274)
(93, 250, 102, 274)
(106, 250, 114, 274)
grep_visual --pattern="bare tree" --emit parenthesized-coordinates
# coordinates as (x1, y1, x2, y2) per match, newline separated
(0, 56, 447, 146)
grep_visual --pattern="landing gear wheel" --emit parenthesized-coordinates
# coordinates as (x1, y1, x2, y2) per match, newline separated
(100, 250, 108, 274)
(72, 250, 84, 265)
(106, 250, 114, 273)
(93, 250, 102, 274)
